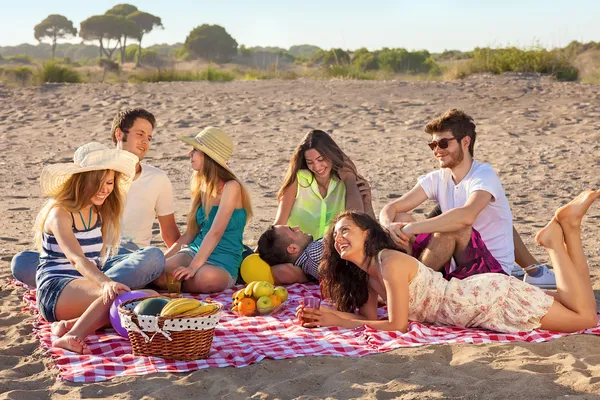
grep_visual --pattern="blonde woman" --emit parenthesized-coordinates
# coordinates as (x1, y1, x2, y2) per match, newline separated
(158, 127, 253, 293)
(33, 143, 161, 354)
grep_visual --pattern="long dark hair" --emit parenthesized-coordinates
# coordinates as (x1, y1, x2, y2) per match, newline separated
(277, 130, 357, 201)
(319, 211, 403, 312)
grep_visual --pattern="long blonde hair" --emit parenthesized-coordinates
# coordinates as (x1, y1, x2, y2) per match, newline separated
(186, 154, 253, 237)
(33, 169, 125, 261)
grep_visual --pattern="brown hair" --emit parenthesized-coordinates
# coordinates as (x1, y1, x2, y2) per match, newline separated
(111, 108, 156, 144)
(424, 109, 476, 157)
(277, 130, 356, 201)
(186, 153, 253, 237)
(320, 211, 403, 312)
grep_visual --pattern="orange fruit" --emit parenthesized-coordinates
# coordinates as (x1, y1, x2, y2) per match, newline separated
(237, 297, 256, 316)
(269, 294, 282, 308)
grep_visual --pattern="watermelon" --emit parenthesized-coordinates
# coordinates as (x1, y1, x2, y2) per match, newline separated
(134, 297, 170, 316)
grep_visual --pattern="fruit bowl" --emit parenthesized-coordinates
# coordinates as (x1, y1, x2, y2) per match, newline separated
(230, 281, 289, 317)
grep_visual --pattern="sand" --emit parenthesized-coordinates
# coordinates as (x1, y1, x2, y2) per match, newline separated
(1, 75, 600, 399)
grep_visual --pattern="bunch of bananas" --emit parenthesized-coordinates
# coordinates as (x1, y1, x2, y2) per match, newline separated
(159, 298, 218, 317)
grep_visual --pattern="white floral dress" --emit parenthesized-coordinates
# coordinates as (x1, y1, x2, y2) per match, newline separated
(401, 258, 555, 332)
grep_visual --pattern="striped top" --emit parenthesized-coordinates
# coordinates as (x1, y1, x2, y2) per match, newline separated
(36, 213, 104, 287)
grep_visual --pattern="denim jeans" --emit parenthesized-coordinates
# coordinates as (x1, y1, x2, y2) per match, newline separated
(11, 245, 165, 289)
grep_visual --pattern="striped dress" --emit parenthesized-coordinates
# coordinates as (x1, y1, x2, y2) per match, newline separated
(36, 214, 104, 288)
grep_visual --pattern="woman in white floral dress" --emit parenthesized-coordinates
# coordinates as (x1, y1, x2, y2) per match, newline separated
(299, 190, 599, 333)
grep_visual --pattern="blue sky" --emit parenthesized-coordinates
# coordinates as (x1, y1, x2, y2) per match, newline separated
(2, 1, 598, 52)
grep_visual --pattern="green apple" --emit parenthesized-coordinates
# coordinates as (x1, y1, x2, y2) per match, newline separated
(256, 296, 274, 314)
(273, 286, 288, 303)
(252, 281, 274, 299)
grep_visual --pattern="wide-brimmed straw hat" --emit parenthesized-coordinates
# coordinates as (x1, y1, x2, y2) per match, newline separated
(40, 142, 139, 197)
(177, 127, 237, 177)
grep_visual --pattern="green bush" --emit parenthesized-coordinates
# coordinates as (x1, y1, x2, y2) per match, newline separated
(323, 64, 374, 80)
(467, 46, 579, 81)
(37, 61, 81, 83)
(312, 48, 351, 65)
(132, 65, 234, 82)
(0, 66, 34, 86)
(5, 54, 33, 64)
(352, 48, 379, 71)
(198, 65, 234, 81)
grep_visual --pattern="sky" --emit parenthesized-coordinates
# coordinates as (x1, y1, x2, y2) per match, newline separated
(1, 0, 599, 52)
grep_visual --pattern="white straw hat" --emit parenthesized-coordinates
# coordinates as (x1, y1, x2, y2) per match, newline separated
(40, 142, 139, 197)
(177, 127, 237, 177)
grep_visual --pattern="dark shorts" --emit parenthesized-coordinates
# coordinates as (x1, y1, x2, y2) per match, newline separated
(37, 276, 77, 322)
(412, 228, 506, 280)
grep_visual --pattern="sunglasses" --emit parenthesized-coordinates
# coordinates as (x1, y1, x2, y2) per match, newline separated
(428, 137, 458, 151)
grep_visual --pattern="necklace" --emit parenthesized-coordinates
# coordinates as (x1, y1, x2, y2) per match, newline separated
(78, 207, 93, 230)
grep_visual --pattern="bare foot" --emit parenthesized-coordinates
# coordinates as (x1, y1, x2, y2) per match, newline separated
(52, 335, 91, 355)
(555, 190, 600, 228)
(535, 218, 564, 249)
(51, 320, 75, 337)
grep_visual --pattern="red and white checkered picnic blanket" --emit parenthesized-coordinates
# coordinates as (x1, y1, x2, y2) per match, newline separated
(15, 281, 600, 383)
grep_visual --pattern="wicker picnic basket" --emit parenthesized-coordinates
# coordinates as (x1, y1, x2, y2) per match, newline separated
(118, 295, 223, 360)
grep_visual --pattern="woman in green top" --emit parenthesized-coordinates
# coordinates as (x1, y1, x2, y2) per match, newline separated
(156, 127, 253, 293)
(274, 130, 374, 240)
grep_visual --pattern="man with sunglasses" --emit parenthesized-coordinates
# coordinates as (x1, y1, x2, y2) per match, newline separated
(380, 109, 555, 287)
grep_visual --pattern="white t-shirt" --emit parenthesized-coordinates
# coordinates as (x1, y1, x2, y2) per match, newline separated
(417, 161, 514, 274)
(121, 163, 175, 248)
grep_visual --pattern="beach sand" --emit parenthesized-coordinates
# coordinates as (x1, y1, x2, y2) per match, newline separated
(1, 75, 600, 399)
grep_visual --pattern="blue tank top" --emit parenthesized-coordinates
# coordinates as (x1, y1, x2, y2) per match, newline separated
(188, 205, 247, 279)
(36, 213, 103, 287)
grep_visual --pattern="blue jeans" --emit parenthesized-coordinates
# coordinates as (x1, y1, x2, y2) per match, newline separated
(11, 246, 165, 289)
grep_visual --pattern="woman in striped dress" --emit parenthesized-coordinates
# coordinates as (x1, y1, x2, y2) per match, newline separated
(34, 142, 155, 354)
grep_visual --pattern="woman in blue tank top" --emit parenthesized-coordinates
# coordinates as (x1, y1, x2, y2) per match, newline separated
(33, 142, 156, 354)
(158, 127, 253, 293)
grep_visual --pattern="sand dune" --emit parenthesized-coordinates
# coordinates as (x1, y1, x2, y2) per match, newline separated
(1, 75, 600, 398)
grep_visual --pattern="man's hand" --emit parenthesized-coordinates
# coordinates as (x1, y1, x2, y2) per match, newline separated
(387, 222, 413, 252)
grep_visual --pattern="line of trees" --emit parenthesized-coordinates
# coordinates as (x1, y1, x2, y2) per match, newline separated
(34, 3, 163, 66)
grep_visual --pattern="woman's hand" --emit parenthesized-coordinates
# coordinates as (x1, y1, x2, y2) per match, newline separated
(102, 281, 131, 304)
(297, 305, 342, 328)
(357, 176, 372, 203)
(172, 265, 200, 281)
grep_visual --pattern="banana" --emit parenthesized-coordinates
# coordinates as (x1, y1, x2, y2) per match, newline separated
(160, 298, 202, 317)
(244, 281, 259, 297)
(232, 289, 243, 300)
(234, 290, 246, 302)
(179, 303, 218, 317)
(159, 298, 191, 316)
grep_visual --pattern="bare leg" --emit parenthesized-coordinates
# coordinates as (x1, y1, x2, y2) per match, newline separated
(182, 264, 232, 293)
(419, 227, 472, 272)
(51, 319, 77, 337)
(555, 190, 600, 277)
(537, 191, 599, 332)
(513, 226, 540, 270)
(52, 288, 157, 354)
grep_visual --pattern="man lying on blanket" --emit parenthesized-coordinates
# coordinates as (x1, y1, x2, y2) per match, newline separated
(256, 220, 555, 287)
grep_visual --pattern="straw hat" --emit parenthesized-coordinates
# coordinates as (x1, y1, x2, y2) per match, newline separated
(40, 142, 139, 197)
(177, 127, 237, 177)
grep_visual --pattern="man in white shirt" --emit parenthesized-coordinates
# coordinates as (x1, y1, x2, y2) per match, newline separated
(12, 108, 180, 288)
(380, 109, 555, 286)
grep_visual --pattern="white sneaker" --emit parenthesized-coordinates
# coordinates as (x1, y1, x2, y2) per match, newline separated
(510, 266, 525, 278)
(523, 264, 556, 289)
